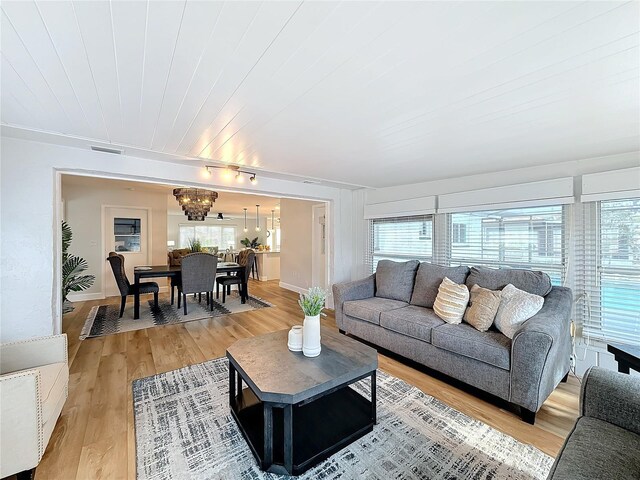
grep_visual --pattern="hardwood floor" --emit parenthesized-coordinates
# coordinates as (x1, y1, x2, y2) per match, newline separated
(34, 280, 579, 479)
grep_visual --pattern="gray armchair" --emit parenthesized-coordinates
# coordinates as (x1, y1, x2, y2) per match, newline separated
(547, 367, 640, 480)
(177, 253, 218, 315)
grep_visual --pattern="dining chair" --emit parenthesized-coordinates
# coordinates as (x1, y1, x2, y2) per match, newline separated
(216, 251, 254, 304)
(177, 253, 217, 315)
(106, 252, 159, 318)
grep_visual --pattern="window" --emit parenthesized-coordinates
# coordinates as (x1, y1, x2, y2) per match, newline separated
(580, 198, 640, 345)
(449, 205, 566, 285)
(179, 224, 236, 250)
(114, 217, 141, 252)
(452, 223, 467, 243)
(367, 215, 433, 271)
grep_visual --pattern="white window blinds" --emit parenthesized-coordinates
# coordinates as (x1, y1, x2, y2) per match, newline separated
(179, 224, 236, 249)
(367, 215, 433, 272)
(448, 205, 567, 285)
(579, 198, 640, 345)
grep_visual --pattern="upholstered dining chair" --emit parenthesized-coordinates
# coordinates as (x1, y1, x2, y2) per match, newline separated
(216, 250, 254, 304)
(0, 334, 69, 480)
(176, 252, 218, 315)
(106, 252, 159, 317)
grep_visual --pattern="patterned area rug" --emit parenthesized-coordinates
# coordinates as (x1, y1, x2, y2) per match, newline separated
(133, 357, 553, 480)
(81, 292, 272, 339)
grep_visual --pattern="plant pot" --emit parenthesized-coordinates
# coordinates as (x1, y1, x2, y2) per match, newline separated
(63, 300, 75, 314)
(302, 314, 321, 357)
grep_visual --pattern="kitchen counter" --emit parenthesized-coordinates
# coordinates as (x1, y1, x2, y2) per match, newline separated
(254, 251, 280, 281)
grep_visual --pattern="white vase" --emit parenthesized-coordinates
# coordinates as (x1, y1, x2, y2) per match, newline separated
(302, 314, 321, 357)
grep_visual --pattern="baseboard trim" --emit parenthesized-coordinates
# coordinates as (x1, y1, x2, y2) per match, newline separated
(70, 286, 170, 302)
(67, 292, 104, 302)
(278, 282, 308, 295)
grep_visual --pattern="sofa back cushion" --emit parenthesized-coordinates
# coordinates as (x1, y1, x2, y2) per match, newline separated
(465, 266, 552, 297)
(375, 259, 420, 303)
(410, 263, 470, 308)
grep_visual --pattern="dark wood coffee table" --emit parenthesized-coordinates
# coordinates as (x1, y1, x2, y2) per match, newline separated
(226, 327, 378, 476)
(607, 343, 640, 374)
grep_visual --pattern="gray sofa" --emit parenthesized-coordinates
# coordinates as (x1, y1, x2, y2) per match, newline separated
(548, 367, 640, 479)
(332, 261, 572, 423)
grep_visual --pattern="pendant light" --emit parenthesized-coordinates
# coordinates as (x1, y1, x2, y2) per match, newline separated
(255, 205, 261, 232)
(243, 208, 248, 233)
(271, 210, 275, 230)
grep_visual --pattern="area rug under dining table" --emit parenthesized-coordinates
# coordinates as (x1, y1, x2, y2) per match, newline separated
(133, 357, 553, 480)
(80, 292, 272, 339)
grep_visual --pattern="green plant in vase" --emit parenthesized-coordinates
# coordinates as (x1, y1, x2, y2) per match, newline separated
(188, 237, 202, 253)
(298, 287, 327, 358)
(240, 237, 262, 249)
(62, 221, 95, 313)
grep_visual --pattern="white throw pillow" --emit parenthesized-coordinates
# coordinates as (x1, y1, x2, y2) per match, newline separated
(494, 284, 544, 339)
(433, 277, 469, 324)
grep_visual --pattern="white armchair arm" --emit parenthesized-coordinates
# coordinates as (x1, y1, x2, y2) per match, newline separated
(0, 334, 68, 374)
(0, 370, 42, 477)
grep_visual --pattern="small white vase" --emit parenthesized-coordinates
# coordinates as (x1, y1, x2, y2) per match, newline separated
(302, 314, 321, 357)
(287, 325, 303, 352)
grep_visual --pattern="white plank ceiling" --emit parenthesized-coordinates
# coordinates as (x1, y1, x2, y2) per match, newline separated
(1, 1, 639, 188)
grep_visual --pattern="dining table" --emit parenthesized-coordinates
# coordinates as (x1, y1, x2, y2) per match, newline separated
(132, 262, 245, 320)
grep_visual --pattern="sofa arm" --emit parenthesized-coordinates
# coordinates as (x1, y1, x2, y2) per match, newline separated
(510, 287, 572, 412)
(581, 366, 640, 436)
(0, 370, 42, 477)
(0, 334, 68, 375)
(332, 275, 376, 330)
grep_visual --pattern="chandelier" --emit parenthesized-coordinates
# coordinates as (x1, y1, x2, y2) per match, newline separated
(173, 188, 218, 221)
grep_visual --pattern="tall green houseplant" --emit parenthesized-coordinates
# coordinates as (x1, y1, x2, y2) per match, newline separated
(62, 221, 95, 313)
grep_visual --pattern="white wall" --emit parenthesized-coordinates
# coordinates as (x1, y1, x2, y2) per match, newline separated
(279, 198, 315, 291)
(62, 179, 168, 297)
(0, 136, 353, 342)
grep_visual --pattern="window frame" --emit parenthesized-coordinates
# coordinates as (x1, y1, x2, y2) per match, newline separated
(367, 214, 434, 272)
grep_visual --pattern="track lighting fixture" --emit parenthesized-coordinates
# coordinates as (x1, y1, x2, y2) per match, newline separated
(204, 165, 257, 184)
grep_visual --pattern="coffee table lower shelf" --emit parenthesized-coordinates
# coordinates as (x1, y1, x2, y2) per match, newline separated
(231, 386, 374, 476)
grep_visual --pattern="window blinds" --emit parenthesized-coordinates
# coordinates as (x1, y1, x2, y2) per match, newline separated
(366, 215, 433, 272)
(448, 205, 567, 285)
(578, 198, 640, 345)
(179, 224, 237, 249)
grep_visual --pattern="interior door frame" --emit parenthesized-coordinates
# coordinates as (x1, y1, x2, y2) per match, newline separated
(311, 202, 329, 291)
(101, 204, 153, 298)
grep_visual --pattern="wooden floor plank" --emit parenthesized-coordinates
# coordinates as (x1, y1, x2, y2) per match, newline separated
(33, 279, 579, 479)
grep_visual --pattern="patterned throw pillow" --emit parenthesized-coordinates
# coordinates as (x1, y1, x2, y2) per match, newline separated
(433, 277, 469, 324)
(494, 284, 544, 339)
(463, 284, 502, 332)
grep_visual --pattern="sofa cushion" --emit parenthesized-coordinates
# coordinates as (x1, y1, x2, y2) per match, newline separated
(343, 297, 408, 325)
(433, 277, 469, 324)
(463, 284, 502, 332)
(494, 284, 544, 339)
(375, 260, 420, 303)
(548, 416, 640, 480)
(466, 266, 552, 297)
(410, 263, 470, 308)
(380, 305, 444, 343)
(431, 323, 511, 370)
